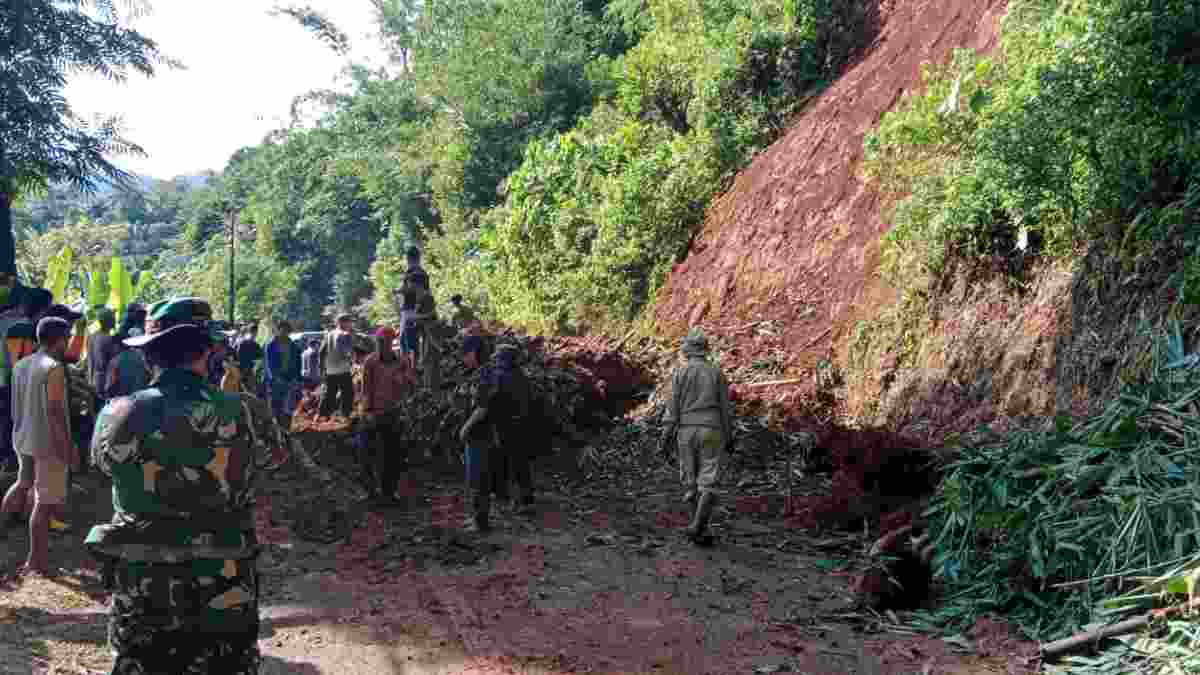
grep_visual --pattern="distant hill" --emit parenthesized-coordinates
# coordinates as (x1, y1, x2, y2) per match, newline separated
(93, 171, 212, 194)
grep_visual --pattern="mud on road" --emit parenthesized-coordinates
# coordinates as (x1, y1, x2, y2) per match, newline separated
(1, 448, 1029, 675)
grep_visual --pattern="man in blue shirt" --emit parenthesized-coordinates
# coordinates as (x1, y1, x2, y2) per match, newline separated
(264, 321, 302, 427)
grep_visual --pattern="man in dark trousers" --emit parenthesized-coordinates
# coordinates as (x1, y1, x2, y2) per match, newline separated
(318, 313, 356, 419)
(458, 341, 533, 532)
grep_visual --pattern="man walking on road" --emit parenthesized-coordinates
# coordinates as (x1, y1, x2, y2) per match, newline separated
(660, 328, 733, 546)
(1, 317, 77, 574)
(319, 313, 356, 419)
(86, 297, 264, 674)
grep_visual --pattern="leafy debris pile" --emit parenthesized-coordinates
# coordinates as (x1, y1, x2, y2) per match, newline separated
(920, 323, 1200, 641)
(289, 330, 648, 459)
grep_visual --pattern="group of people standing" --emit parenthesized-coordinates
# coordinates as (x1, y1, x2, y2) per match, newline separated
(0, 241, 735, 674)
(0, 285, 157, 575)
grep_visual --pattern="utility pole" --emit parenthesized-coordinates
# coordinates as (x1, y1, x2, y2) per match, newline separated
(226, 209, 237, 324)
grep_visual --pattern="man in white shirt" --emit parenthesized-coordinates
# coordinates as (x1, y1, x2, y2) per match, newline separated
(301, 338, 321, 391)
(1, 317, 76, 574)
(318, 314, 356, 419)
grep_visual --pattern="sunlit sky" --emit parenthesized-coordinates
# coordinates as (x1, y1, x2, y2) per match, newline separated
(65, 1, 390, 180)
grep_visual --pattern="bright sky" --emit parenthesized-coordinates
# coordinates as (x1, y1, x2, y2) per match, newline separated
(65, 1, 390, 180)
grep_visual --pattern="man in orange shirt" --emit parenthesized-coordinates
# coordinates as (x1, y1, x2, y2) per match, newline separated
(360, 326, 416, 504)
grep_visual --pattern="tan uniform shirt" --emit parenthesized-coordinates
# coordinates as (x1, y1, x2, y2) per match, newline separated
(664, 357, 733, 441)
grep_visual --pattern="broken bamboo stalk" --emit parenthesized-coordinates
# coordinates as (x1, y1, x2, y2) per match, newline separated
(744, 378, 806, 389)
(1041, 597, 1200, 660)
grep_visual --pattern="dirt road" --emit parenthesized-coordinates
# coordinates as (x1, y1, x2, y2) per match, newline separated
(0, 447, 1028, 674)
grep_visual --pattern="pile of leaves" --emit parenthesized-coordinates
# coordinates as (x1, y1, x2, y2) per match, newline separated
(920, 322, 1200, 640)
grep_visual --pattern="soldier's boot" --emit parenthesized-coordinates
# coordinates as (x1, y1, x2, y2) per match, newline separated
(464, 492, 491, 533)
(685, 492, 717, 546)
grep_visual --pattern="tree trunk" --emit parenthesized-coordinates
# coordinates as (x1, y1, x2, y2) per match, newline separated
(0, 189, 15, 277)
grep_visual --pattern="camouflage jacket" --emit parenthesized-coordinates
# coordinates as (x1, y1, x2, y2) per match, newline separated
(85, 368, 264, 563)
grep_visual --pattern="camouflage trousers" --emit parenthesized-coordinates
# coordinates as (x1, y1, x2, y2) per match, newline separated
(107, 557, 260, 675)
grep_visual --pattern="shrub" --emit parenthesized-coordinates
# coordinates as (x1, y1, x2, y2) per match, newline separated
(864, 0, 1200, 283)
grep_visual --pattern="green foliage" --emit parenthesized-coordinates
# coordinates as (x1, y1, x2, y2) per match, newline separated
(864, 0, 1200, 282)
(422, 0, 867, 332)
(922, 323, 1200, 640)
(0, 0, 172, 275)
(483, 106, 715, 330)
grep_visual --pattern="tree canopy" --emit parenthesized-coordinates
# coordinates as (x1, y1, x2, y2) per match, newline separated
(0, 0, 173, 276)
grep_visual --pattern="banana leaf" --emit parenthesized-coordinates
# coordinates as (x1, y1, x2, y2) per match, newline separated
(133, 269, 151, 301)
(44, 246, 73, 302)
(87, 260, 109, 314)
(108, 257, 135, 325)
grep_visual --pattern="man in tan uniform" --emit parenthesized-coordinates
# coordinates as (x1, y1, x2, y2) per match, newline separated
(660, 328, 733, 545)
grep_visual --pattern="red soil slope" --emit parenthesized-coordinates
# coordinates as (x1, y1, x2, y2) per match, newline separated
(655, 0, 1006, 369)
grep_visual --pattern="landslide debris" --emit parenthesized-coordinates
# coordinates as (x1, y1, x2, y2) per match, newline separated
(653, 0, 1006, 369)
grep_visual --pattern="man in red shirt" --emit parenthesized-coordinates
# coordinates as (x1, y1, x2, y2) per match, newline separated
(360, 326, 416, 504)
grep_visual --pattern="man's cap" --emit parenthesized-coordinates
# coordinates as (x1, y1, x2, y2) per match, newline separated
(125, 302, 147, 318)
(680, 327, 709, 355)
(36, 317, 72, 344)
(125, 297, 221, 348)
(5, 285, 26, 308)
(41, 303, 83, 323)
(22, 287, 52, 312)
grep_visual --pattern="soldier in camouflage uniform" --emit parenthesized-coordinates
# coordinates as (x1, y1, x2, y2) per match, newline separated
(86, 298, 267, 675)
(660, 328, 733, 546)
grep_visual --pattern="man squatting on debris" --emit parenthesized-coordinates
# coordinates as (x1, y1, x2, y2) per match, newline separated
(660, 328, 734, 545)
(86, 298, 266, 674)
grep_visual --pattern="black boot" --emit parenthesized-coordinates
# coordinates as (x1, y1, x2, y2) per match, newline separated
(685, 492, 716, 546)
(465, 493, 491, 533)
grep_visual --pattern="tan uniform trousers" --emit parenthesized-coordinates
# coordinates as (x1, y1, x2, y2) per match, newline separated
(677, 426, 724, 497)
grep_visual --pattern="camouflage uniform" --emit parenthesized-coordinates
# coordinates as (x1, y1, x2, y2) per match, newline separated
(86, 298, 265, 675)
